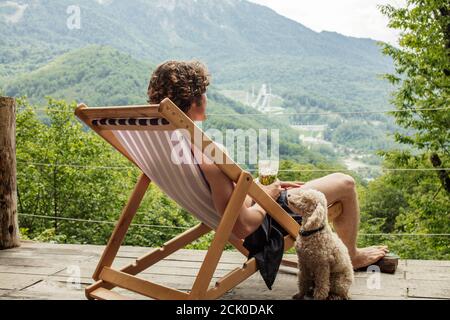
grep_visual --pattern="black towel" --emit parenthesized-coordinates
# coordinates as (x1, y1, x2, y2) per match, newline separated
(243, 190, 302, 290)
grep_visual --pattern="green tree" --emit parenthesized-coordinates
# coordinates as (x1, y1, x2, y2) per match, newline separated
(380, 0, 450, 194)
(16, 98, 193, 246)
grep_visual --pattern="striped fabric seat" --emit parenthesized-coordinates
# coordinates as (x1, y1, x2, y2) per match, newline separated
(92, 118, 170, 126)
(112, 129, 224, 231)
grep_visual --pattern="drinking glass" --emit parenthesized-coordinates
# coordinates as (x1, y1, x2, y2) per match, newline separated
(258, 160, 279, 186)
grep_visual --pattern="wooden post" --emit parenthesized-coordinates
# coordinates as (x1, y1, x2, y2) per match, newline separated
(0, 97, 20, 249)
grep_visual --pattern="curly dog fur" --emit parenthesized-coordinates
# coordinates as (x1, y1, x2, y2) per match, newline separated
(287, 188, 354, 300)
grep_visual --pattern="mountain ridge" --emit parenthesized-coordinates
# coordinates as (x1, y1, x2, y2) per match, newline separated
(1, 0, 392, 112)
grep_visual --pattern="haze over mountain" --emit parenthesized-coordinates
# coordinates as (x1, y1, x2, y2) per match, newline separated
(1, 0, 393, 112)
(0, 0, 399, 162)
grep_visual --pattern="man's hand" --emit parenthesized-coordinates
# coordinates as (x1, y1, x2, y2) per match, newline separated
(280, 181, 305, 189)
(258, 180, 283, 200)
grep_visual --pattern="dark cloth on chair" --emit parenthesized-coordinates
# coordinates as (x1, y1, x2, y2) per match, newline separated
(243, 190, 302, 290)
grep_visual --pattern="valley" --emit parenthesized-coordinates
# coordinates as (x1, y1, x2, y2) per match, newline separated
(1, 0, 400, 179)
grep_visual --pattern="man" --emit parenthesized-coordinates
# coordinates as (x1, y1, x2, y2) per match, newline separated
(148, 60, 388, 270)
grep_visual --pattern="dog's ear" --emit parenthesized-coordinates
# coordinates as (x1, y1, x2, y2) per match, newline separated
(303, 202, 325, 230)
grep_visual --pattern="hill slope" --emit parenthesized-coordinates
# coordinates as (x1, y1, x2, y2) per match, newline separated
(5, 45, 328, 164)
(5, 46, 151, 106)
(0, 0, 393, 111)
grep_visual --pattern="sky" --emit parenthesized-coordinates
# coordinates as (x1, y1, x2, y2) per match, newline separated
(248, 0, 406, 45)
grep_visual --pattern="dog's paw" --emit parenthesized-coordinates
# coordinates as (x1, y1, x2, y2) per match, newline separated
(313, 291, 329, 300)
(292, 292, 305, 300)
(327, 294, 344, 300)
(327, 293, 350, 300)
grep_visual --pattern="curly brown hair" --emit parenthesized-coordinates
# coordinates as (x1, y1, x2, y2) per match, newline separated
(147, 60, 210, 113)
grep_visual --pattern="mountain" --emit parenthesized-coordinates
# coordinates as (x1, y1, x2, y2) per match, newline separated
(4, 45, 329, 165)
(0, 0, 393, 112)
(5, 46, 151, 106)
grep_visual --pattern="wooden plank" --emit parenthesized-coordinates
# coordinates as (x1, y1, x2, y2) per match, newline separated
(1, 242, 449, 300)
(0, 265, 63, 276)
(406, 271, 450, 281)
(76, 105, 162, 120)
(90, 288, 133, 300)
(349, 277, 407, 298)
(90, 124, 176, 131)
(100, 267, 189, 300)
(0, 96, 20, 249)
(0, 279, 85, 300)
(407, 279, 450, 299)
(92, 174, 151, 280)
(0, 274, 43, 290)
(406, 260, 450, 267)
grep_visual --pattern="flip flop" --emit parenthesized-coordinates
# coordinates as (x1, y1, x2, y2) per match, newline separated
(354, 253, 400, 274)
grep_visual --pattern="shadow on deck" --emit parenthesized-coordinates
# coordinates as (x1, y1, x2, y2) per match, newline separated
(0, 241, 449, 300)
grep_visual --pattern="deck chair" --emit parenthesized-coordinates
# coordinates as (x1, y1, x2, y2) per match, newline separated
(75, 98, 343, 300)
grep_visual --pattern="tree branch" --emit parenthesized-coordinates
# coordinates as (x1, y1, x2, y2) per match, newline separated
(430, 153, 450, 194)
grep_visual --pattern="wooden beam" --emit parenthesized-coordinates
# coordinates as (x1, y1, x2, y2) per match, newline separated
(189, 172, 253, 299)
(328, 201, 343, 222)
(92, 173, 151, 280)
(100, 267, 189, 300)
(0, 97, 20, 249)
(85, 223, 211, 298)
(207, 259, 258, 300)
(76, 104, 162, 120)
(89, 288, 133, 300)
(75, 103, 138, 166)
(160, 98, 243, 183)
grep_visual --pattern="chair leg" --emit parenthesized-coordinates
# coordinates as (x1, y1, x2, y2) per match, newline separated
(189, 172, 253, 299)
(228, 237, 249, 257)
(281, 259, 298, 269)
(86, 223, 211, 299)
(328, 201, 343, 222)
(92, 173, 151, 280)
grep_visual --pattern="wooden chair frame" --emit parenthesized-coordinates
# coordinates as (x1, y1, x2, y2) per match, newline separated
(75, 98, 343, 300)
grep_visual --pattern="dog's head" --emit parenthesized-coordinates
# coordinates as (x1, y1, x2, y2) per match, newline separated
(287, 188, 328, 231)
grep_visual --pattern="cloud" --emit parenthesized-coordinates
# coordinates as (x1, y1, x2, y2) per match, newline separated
(0, 1, 28, 24)
(248, 0, 405, 45)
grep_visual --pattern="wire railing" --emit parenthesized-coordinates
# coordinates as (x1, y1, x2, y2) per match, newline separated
(19, 213, 189, 230)
(15, 105, 449, 243)
(25, 106, 450, 116)
(16, 161, 449, 173)
(18, 213, 450, 237)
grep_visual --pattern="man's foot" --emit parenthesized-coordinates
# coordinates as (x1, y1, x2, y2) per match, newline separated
(350, 246, 389, 269)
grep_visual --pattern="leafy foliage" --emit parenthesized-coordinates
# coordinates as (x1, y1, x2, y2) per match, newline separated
(16, 98, 194, 245)
(3, 0, 448, 259)
(379, 0, 450, 192)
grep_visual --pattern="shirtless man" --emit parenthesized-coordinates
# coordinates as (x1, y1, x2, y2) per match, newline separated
(147, 60, 388, 270)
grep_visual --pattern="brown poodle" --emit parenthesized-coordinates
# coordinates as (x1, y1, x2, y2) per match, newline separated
(287, 188, 354, 300)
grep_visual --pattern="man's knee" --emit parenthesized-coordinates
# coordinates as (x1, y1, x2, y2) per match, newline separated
(332, 173, 356, 192)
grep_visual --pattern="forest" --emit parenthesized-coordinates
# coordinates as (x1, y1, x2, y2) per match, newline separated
(1, 0, 449, 260)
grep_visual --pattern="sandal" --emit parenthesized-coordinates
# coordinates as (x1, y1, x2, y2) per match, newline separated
(354, 253, 400, 274)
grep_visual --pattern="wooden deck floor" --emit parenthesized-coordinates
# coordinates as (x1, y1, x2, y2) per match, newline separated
(0, 241, 449, 300)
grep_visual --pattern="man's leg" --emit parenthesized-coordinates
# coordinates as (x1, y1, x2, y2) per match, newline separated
(299, 173, 388, 269)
